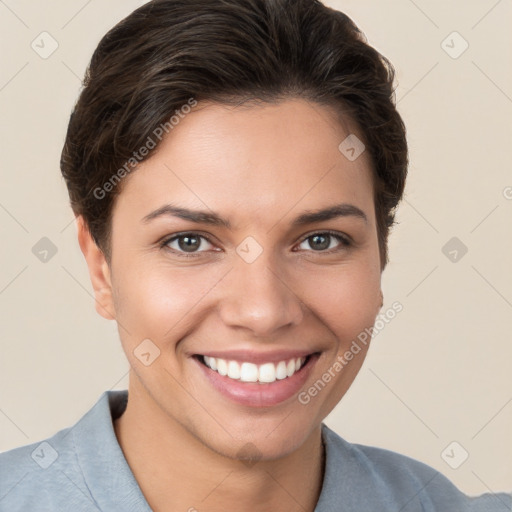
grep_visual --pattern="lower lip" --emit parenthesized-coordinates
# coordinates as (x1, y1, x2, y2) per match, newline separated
(194, 355, 319, 407)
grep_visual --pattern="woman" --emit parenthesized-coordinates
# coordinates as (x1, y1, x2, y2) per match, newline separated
(0, 0, 510, 510)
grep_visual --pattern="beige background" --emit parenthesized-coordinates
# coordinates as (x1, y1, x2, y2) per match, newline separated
(0, 0, 511, 497)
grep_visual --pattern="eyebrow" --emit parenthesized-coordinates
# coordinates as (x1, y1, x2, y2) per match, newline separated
(142, 202, 368, 228)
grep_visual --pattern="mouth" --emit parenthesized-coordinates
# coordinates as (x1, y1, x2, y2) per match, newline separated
(195, 354, 310, 384)
(192, 351, 320, 407)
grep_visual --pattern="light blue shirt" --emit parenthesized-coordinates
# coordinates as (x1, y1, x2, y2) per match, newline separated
(0, 390, 510, 511)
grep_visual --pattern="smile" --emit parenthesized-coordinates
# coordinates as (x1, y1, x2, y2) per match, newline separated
(200, 355, 308, 384)
(194, 351, 319, 407)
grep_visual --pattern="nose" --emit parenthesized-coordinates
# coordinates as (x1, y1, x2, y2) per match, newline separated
(218, 253, 304, 337)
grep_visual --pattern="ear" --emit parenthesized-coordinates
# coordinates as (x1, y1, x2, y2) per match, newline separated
(76, 215, 116, 320)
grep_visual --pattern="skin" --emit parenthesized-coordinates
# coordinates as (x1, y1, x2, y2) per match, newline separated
(78, 98, 383, 512)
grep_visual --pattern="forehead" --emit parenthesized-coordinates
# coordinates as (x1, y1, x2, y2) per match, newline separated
(113, 99, 375, 229)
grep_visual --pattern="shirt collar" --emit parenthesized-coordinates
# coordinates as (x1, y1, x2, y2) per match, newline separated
(72, 390, 152, 511)
(72, 389, 339, 511)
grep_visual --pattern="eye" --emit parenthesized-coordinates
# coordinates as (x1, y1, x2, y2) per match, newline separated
(161, 232, 216, 257)
(296, 231, 351, 253)
(160, 230, 352, 258)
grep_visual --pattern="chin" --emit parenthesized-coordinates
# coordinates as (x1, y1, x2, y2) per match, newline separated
(193, 415, 320, 464)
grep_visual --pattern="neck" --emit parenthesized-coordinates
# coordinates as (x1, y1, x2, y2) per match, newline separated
(114, 379, 325, 512)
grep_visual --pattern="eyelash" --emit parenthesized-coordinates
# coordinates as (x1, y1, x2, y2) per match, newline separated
(159, 230, 352, 259)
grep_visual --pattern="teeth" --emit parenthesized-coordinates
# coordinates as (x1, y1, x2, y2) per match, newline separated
(202, 356, 307, 383)
(216, 358, 228, 376)
(240, 362, 258, 382)
(276, 361, 287, 380)
(207, 356, 217, 371)
(258, 362, 276, 383)
(227, 360, 240, 379)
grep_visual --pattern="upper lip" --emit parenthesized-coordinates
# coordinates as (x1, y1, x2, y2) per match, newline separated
(194, 349, 317, 364)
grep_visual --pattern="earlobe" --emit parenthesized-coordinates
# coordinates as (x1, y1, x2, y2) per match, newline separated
(76, 216, 116, 321)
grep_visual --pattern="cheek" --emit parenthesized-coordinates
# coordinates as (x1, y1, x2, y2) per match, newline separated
(293, 260, 380, 417)
(298, 259, 381, 340)
(113, 261, 225, 344)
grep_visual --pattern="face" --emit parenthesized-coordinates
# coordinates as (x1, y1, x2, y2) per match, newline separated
(83, 98, 382, 461)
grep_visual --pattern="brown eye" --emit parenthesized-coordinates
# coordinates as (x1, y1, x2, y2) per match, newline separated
(297, 232, 351, 252)
(163, 232, 215, 256)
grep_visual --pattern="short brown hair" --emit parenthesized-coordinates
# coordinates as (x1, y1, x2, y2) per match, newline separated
(60, 0, 408, 269)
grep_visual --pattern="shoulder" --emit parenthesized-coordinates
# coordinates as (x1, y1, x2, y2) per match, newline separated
(0, 426, 97, 511)
(319, 424, 512, 512)
(0, 390, 128, 511)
